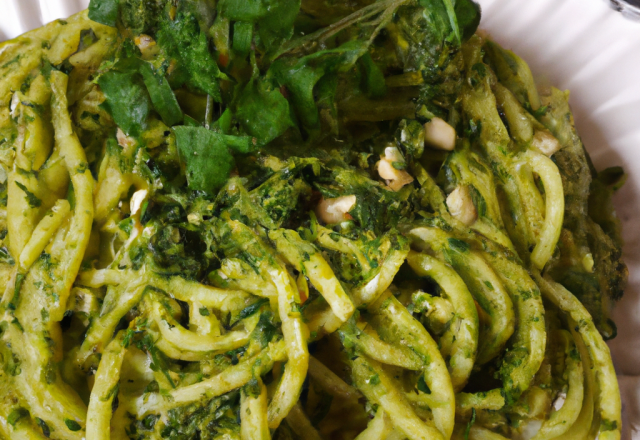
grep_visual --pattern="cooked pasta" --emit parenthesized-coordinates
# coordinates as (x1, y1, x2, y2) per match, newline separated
(0, 1, 627, 439)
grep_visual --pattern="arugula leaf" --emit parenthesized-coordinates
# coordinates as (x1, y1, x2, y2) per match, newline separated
(157, 9, 223, 101)
(88, 0, 119, 27)
(215, 108, 233, 133)
(396, 1, 460, 73)
(232, 21, 253, 56)
(442, 0, 461, 44)
(183, 114, 201, 127)
(98, 40, 185, 133)
(315, 73, 339, 135)
(210, 15, 231, 66)
(269, 61, 323, 131)
(236, 78, 294, 146)
(218, 0, 268, 21)
(89, 0, 168, 35)
(455, 0, 481, 41)
(218, 0, 300, 52)
(269, 40, 368, 132)
(257, 0, 301, 51)
(173, 126, 245, 193)
(139, 63, 183, 126)
(118, 0, 166, 36)
(223, 135, 257, 154)
(419, 0, 460, 43)
(359, 52, 387, 99)
(98, 70, 151, 137)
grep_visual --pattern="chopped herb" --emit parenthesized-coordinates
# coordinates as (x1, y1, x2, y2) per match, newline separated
(236, 78, 294, 146)
(7, 408, 29, 427)
(136, 334, 175, 388)
(464, 408, 476, 440)
(64, 419, 82, 431)
(88, 0, 119, 27)
(417, 375, 431, 394)
(157, 9, 224, 101)
(447, 238, 470, 253)
(98, 70, 151, 137)
(35, 418, 51, 437)
(173, 126, 249, 193)
(14, 182, 42, 208)
(139, 63, 183, 127)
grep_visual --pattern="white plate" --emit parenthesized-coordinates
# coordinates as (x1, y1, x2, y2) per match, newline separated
(1, 0, 640, 437)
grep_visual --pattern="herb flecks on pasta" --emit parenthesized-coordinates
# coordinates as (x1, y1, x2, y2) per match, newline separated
(0, 1, 626, 439)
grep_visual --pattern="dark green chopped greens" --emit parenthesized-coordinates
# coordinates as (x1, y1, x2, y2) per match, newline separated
(64, 419, 82, 432)
(85, 0, 487, 205)
(7, 407, 29, 427)
(455, 0, 482, 41)
(359, 53, 387, 99)
(139, 63, 184, 126)
(88, 0, 119, 27)
(14, 182, 42, 208)
(156, 7, 225, 101)
(269, 40, 369, 133)
(153, 391, 241, 439)
(36, 417, 51, 437)
(235, 78, 294, 146)
(98, 70, 151, 136)
(173, 126, 237, 192)
(0, 0, 625, 438)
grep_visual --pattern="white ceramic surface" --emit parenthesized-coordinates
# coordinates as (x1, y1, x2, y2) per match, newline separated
(1, 0, 639, 437)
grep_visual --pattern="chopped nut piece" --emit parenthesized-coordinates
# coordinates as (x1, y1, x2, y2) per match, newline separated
(135, 35, 155, 50)
(134, 34, 158, 58)
(116, 128, 136, 150)
(531, 130, 561, 156)
(129, 189, 148, 216)
(377, 146, 414, 191)
(187, 213, 202, 226)
(10, 92, 20, 116)
(384, 146, 404, 163)
(377, 159, 398, 181)
(316, 195, 357, 224)
(446, 185, 477, 226)
(424, 117, 456, 151)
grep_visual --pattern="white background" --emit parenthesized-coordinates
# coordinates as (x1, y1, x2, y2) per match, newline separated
(1, 0, 639, 437)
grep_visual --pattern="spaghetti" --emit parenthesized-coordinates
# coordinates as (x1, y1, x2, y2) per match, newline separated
(0, 1, 627, 439)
